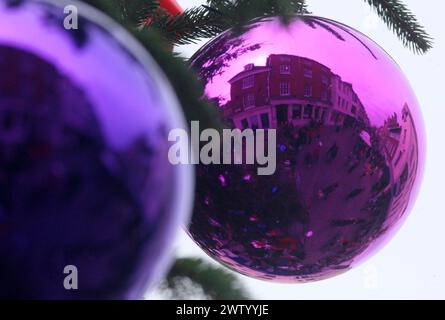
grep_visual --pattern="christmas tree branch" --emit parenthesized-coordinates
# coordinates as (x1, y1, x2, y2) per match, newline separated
(82, 0, 433, 131)
(204, 0, 308, 26)
(364, 0, 433, 54)
(86, 1, 433, 52)
(142, 5, 224, 45)
(144, 0, 308, 45)
(143, 0, 433, 54)
(161, 258, 250, 300)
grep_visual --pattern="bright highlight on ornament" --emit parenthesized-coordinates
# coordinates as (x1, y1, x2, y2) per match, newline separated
(0, 0, 191, 299)
(188, 16, 425, 282)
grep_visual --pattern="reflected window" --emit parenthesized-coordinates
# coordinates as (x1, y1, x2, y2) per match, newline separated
(315, 107, 320, 119)
(260, 113, 270, 128)
(351, 105, 357, 114)
(321, 88, 328, 101)
(226, 118, 235, 128)
(292, 104, 302, 119)
(249, 115, 259, 129)
(243, 93, 255, 109)
(242, 76, 254, 89)
(304, 84, 312, 97)
(280, 65, 291, 74)
(304, 105, 313, 119)
(304, 68, 313, 78)
(321, 109, 327, 121)
(322, 75, 328, 84)
(280, 82, 290, 96)
(276, 105, 289, 124)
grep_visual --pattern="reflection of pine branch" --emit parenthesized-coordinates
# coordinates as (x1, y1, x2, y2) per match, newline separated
(303, 17, 345, 42)
(191, 32, 262, 84)
(315, 17, 378, 60)
(159, 258, 250, 300)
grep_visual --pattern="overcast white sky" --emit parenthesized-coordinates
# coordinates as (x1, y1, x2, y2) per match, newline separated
(162, 0, 445, 299)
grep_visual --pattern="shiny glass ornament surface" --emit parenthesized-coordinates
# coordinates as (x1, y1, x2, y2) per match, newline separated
(0, 0, 192, 299)
(188, 16, 424, 282)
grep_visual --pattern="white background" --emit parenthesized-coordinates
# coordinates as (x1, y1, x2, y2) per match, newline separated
(165, 0, 445, 299)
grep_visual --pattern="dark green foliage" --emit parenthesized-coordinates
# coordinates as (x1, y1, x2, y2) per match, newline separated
(161, 258, 250, 300)
(143, 5, 222, 45)
(364, 0, 433, 54)
(85, 1, 432, 52)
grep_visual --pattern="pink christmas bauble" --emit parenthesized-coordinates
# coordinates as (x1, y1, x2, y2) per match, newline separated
(188, 16, 425, 282)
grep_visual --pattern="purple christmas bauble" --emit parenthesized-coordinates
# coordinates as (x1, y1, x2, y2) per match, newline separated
(0, 0, 192, 298)
(188, 16, 425, 282)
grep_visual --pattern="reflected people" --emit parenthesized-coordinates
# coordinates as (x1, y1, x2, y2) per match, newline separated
(188, 17, 423, 282)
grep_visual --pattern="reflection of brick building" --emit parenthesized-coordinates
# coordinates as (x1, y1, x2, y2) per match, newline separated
(378, 104, 418, 224)
(331, 75, 368, 126)
(223, 54, 368, 129)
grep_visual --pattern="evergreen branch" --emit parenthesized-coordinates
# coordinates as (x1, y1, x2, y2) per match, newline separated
(364, 0, 433, 54)
(143, 6, 225, 45)
(92, 0, 432, 53)
(144, 0, 308, 45)
(162, 258, 250, 300)
(205, 0, 308, 25)
(122, 0, 161, 25)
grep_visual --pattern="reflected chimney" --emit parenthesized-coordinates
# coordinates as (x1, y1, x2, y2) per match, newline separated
(244, 63, 254, 71)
